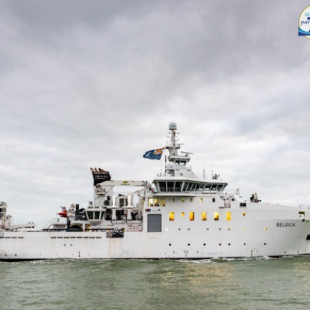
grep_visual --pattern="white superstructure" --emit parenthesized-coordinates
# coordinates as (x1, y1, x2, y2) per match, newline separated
(1, 123, 310, 261)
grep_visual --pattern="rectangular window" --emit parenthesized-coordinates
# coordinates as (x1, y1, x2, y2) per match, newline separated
(200, 198, 203, 203)
(159, 182, 167, 192)
(175, 182, 182, 192)
(211, 184, 217, 191)
(94, 211, 100, 220)
(87, 211, 94, 220)
(181, 212, 185, 217)
(205, 184, 211, 191)
(199, 183, 204, 191)
(148, 198, 159, 206)
(201, 212, 207, 221)
(214, 212, 219, 221)
(226, 211, 231, 221)
(167, 182, 174, 192)
(147, 214, 162, 232)
(169, 212, 175, 221)
(189, 212, 195, 221)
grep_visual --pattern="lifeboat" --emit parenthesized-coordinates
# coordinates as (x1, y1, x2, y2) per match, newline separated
(58, 207, 67, 218)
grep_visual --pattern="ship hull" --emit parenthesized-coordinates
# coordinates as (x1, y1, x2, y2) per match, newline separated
(1, 216, 310, 260)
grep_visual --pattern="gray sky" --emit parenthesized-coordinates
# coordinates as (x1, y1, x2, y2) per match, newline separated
(1, 0, 310, 227)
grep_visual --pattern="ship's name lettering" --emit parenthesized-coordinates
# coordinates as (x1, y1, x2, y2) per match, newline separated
(276, 222, 295, 228)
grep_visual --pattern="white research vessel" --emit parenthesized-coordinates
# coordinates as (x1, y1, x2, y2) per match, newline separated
(1, 122, 310, 261)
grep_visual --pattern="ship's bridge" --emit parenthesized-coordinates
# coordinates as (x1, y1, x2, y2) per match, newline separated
(152, 178, 228, 196)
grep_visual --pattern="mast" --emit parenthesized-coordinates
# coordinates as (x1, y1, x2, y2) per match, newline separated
(166, 122, 179, 157)
(165, 122, 194, 177)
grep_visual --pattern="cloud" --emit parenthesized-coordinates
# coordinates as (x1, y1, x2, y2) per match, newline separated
(1, 0, 310, 226)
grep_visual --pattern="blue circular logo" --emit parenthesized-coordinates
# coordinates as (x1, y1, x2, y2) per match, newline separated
(298, 6, 310, 39)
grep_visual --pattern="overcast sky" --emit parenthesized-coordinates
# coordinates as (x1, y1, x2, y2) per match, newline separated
(1, 0, 310, 227)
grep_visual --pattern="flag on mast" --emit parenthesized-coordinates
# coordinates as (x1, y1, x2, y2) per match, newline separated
(143, 148, 165, 160)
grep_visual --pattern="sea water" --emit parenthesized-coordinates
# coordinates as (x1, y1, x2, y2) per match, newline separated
(0, 256, 310, 310)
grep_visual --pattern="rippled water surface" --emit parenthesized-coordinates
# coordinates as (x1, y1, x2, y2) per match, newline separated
(1, 256, 310, 310)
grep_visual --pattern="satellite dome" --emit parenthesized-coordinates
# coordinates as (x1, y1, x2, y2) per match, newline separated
(169, 122, 177, 131)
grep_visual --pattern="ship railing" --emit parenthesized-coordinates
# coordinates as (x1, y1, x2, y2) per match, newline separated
(42, 216, 61, 230)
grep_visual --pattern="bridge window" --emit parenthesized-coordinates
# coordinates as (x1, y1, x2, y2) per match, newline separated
(94, 211, 100, 220)
(211, 184, 217, 191)
(175, 182, 182, 191)
(167, 182, 174, 192)
(87, 211, 94, 220)
(193, 183, 199, 191)
(159, 182, 167, 192)
(199, 183, 205, 191)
